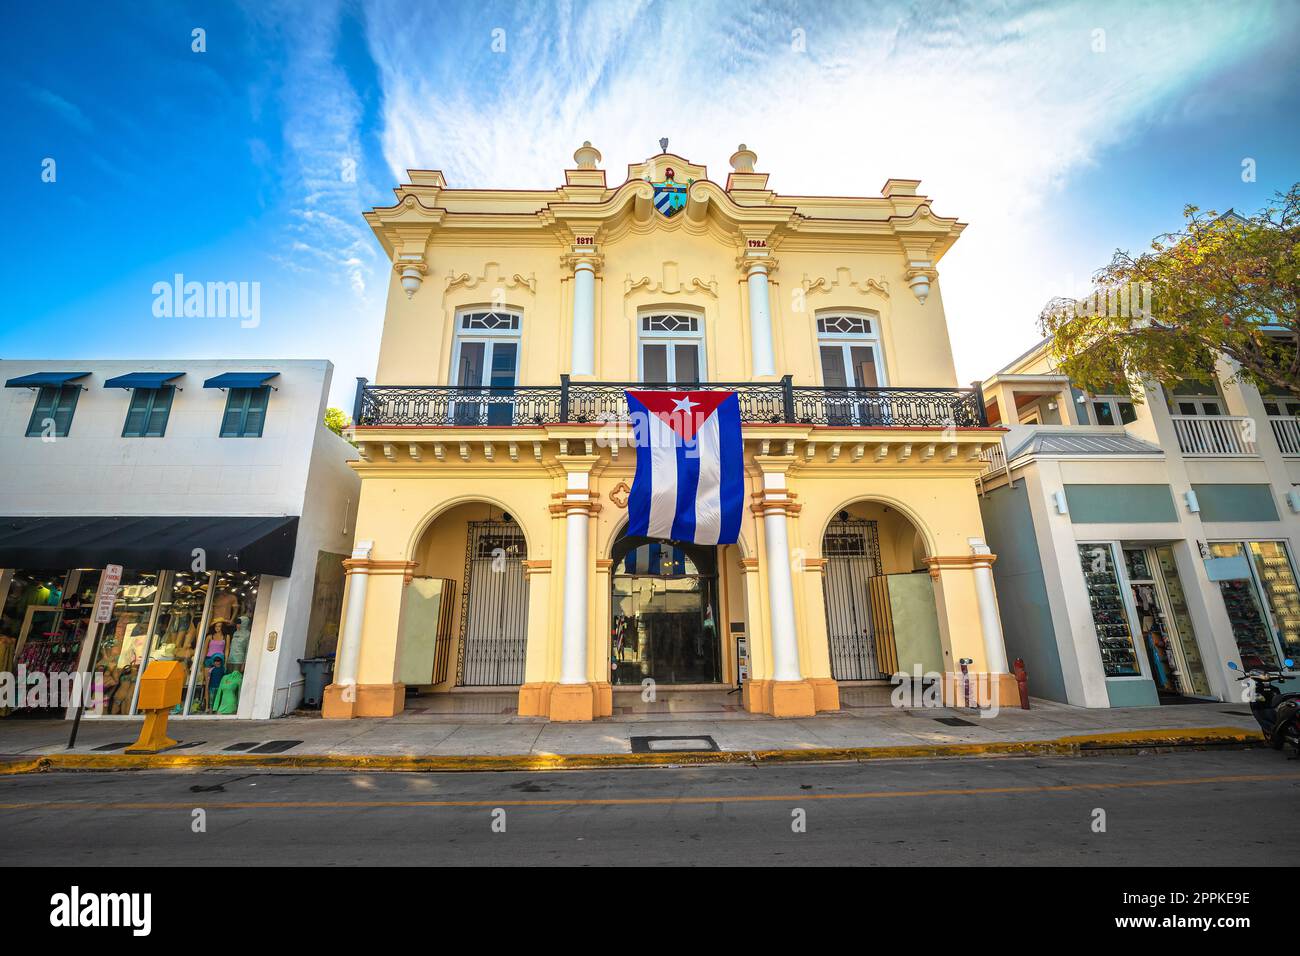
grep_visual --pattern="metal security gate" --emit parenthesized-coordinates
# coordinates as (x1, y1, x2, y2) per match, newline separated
(457, 520, 528, 686)
(822, 518, 885, 680)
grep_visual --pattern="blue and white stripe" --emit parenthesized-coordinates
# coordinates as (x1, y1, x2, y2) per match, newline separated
(625, 392, 744, 546)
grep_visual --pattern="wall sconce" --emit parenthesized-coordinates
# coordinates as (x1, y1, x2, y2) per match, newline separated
(1184, 490, 1200, 514)
(905, 261, 936, 304)
(395, 257, 427, 298)
(1287, 489, 1300, 514)
(1053, 490, 1069, 514)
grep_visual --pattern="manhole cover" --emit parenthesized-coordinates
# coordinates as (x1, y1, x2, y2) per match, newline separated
(248, 740, 303, 754)
(933, 717, 976, 727)
(630, 735, 719, 754)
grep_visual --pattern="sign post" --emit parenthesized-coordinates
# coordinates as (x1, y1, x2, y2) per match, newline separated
(67, 564, 122, 749)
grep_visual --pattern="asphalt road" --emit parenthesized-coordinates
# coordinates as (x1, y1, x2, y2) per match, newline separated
(2, 748, 1296, 866)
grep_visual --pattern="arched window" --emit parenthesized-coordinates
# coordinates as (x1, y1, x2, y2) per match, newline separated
(638, 311, 704, 384)
(815, 311, 886, 388)
(451, 309, 521, 425)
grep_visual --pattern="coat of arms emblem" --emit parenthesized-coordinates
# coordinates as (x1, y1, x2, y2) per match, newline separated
(652, 166, 689, 218)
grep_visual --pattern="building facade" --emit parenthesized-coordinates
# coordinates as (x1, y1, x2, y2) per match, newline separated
(0, 359, 359, 719)
(329, 143, 1016, 722)
(977, 341, 1300, 708)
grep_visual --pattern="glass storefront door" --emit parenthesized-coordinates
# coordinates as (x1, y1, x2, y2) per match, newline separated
(611, 538, 720, 685)
(1123, 547, 1211, 699)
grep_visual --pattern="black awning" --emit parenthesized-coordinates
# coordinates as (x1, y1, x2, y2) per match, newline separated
(0, 516, 300, 577)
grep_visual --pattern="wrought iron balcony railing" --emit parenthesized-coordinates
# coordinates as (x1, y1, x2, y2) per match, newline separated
(353, 375, 988, 429)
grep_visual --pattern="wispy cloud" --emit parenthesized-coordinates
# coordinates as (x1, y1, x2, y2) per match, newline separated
(356, 0, 1292, 378)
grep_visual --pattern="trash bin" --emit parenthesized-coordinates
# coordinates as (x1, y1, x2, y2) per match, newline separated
(298, 656, 335, 708)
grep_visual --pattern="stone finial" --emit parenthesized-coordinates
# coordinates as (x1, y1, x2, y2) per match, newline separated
(730, 144, 757, 173)
(573, 141, 602, 169)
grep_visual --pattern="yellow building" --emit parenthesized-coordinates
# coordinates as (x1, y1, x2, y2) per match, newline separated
(324, 142, 1015, 722)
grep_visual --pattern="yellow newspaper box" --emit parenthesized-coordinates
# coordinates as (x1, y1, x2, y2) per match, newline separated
(126, 660, 186, 753)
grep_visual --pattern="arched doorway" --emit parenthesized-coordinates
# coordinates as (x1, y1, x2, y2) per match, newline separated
(406, 504, 529, 689)
(821, 504, 940, 681)
(610, 529, 721, 685)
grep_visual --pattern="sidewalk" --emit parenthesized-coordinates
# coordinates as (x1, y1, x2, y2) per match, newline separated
(0, 688, 1265, 773)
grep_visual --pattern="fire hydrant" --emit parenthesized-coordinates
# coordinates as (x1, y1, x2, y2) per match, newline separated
(1013, 657, 1030, 710)
(126, 660, 186, 754)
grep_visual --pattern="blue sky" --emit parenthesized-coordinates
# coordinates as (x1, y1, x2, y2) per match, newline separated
(3, 0, 1298, 409)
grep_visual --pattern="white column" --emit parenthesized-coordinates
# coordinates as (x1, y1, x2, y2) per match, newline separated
(570, 260, 596, 376)
(746, 263, 775, 377)
(969, 538, 1009, 673)
(763, 506, 803, 682)
(559, 485, 591, 685)
(335, 540, 374, 689)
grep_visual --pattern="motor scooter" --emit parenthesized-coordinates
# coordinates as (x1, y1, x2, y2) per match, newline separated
(1227, 658, 1300, 757)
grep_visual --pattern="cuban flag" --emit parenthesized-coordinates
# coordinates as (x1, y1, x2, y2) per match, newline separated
(625, 390, 744, 545)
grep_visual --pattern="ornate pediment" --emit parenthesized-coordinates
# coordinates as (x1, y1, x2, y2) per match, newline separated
(624, 261, 718, 298)
(801, 267, 890, 299)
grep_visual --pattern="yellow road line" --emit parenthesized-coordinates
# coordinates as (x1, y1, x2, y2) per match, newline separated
(1, 771, 1294, 811)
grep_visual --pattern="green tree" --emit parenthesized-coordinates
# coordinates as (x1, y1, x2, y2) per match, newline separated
(323, 407, 353, 444)
(1039, 185, 1299, 400)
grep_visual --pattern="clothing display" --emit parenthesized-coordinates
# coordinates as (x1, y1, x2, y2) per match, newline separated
(211, 670, 242, 714)
(1078, 544, 1141, 677)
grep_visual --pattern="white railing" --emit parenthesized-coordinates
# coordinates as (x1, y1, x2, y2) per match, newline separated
(1171, 415, 1258, 456)
(1269, 416, 1300, 456)
(979, 439, 1007, 477)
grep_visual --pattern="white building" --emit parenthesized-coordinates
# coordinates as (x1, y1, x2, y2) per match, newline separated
(976, 341, 1300, 708)
(0, 359, 359, 719)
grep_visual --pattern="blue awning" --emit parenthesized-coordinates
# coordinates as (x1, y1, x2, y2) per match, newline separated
(104, 372, 185, 390)
(203, 371, 280, 389)
(4, 371, 91, 388)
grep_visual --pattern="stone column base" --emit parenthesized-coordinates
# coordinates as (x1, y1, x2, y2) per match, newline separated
(808, 678, 840, 712)
(940, 672, 1019, 711)
(518, 682, 555, 717)
(593, 681, 613, 718)
(548, 682, 598, 721)
(742, 679, 821, 717)
(321, 682, 406, 719)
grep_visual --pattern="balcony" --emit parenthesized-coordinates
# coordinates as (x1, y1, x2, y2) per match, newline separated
(353, 376, 988, 429)
(1269, 415, 1300, 456)
(1171, 414, 1258, 457)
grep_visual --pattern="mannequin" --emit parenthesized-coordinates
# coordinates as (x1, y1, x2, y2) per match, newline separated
(228, 615, 251, 666)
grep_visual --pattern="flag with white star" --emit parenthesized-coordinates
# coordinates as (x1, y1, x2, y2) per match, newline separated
(624, 390, 744, 545)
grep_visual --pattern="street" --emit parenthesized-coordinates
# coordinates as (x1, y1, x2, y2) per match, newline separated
(2, 748, 1295, 866)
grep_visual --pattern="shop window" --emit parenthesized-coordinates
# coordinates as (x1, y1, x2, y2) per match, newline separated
(0, 570, 100, 716)
(24, 384, 81, 438)
(219, 386, 270, 437)
(1247, 542, 1300, 662)
(1209, 542, 1281, 670)
(122, 386, 175, 438)
(1077, 544, 1141, 677)
(144, 571, 211, 715)
(186, 571, 259, 715)
(93, 571, 162, 715)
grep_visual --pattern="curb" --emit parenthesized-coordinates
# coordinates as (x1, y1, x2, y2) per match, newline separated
(0, 727, 1262, 775)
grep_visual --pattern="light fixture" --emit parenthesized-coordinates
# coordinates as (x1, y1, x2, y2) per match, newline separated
(1184, 490, 1200, 514)
(1286, 489, 1300, 514)
(1053, 490, 1069, 514)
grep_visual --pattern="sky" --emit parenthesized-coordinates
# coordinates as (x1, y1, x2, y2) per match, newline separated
(3, 0, 1298, 410)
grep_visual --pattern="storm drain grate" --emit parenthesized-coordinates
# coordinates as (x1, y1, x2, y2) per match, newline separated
(170, 741, 206, 750)
(933, 717, 977, 727)
(1221, 710, 1253, 717)
(630, 735, 720, 754)
(92, 742, 134, 752)
(248, 740, 303, 754)
(223, 742, 260, 752)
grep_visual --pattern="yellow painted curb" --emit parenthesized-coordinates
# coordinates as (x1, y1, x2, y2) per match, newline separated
(0, 726, 1262, 776)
